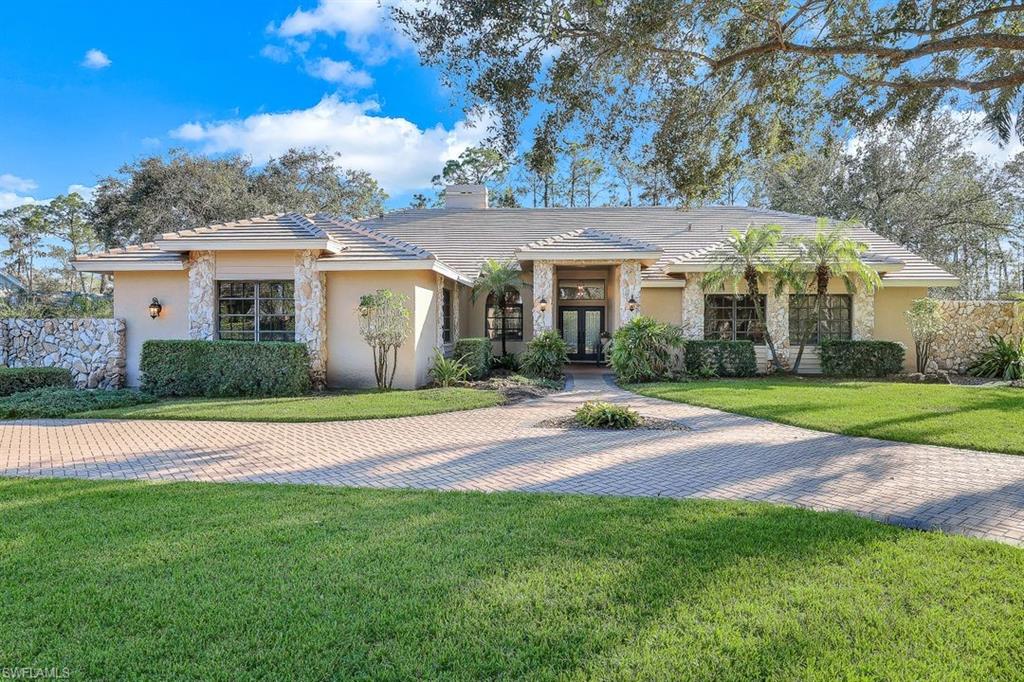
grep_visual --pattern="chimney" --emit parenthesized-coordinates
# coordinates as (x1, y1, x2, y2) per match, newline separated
(445, 184, 488, 209)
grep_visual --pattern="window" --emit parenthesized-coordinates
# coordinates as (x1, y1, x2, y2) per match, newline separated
(788, 294, 852, 344)
(217, 280, 295, 342)
(485, 289, 523, 340)
(558, 279, 606, 300)
(441, 288, 453, 344)
(704, 294, 767, 343)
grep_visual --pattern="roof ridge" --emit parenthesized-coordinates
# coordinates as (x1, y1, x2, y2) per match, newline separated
(521, 227, 659, 252)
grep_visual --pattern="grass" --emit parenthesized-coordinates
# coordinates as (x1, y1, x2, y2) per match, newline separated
(629, 377, 1024, 455)
(74, 387, 503, 423)
(1, 478, 1022, 680)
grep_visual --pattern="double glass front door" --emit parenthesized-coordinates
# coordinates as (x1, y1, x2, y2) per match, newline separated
(559, 307, 604, 362)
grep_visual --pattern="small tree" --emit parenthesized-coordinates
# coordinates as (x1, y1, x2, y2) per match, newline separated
(905, 298, 944, 374)
(357, 289, 411, 390)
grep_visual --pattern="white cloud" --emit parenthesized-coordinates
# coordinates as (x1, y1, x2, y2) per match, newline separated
(67, 184, 97, 202)
(170, 95, 490, 192)
(81, 48, 112, 69)
(0, 174, 37, 193)
(141, 136, 162, 148)
(305, 57, 373, 87)
(0, 192, 40, 211)
(260, 44, 292, 63)
(270, 0, 410, 65)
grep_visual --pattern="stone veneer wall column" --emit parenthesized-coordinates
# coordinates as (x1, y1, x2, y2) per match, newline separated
(294, 249, 327, 390)
(680, 274, 704, 339)
(452, 282, 460, 344)
(618, 261, 642, 324)
(434, 273, 446, 348)
(766, 285, 790, 368)
(852, 288, 876, 340)
(532, 261, 554, 333)
(187, 250, 216, 340)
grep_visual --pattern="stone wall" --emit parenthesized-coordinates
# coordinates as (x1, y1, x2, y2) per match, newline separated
(532, 261, 554, 333)
(928, 299, 1023, 373)
(618, 261, 642, 325)
(294, 250, 327, 390)
(187, 250, 216, 340)
(0, 318, 126, 388)
(680, 274, 704, 339)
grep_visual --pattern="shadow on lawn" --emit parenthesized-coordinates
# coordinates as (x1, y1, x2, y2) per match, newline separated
(0, 477, 931, 679)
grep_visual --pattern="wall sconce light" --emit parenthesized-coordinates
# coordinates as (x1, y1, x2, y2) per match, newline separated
(148, 297, 162, 319)
(538, 297, 548, 312)
(627, 297, 638, 312)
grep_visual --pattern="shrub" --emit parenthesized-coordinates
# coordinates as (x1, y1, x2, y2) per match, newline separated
(0, 388, 156, 419)
(905, 298, 944, 373)
(490, 353, 520, 372)
(820, 339, 905, 377)
(608, 316, 684, 383)
(968, 334, 1024, 380)
(0, 367, 73, 396)
(574, 401, 641, 429)
(141, 340, 311, 398)
(429, 349, 471, 387)
(357, 289, 411, 390)
(521, 331, 570, 379)
(453, 338, 492, 379)
(684, 340, 758, 377)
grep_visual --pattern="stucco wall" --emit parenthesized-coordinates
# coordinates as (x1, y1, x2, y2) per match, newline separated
(325, 270, 437, 390)
(214, 250, 295, 280)
(113, 270, 190, 387)
(873, 287, 927, 372)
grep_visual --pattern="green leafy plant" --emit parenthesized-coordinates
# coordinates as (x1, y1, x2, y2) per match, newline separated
(0, 388, 156, 419)
(141, 340, 311, 398)
(905, 298, 945, 374)
(968, 335, 1024, 380)
(452, 337, 492, 379)
(820, 339, 905, 377)
(574, 401, 641, 429)
(357, 289, 412, 390)
(608, 316, 684, 383)
(470, 258, 523, 358)
(520, 331, 569, 379)
(429, 350, 471, 387)
(0, 367, 73, 396)
(683, 340, 757, 377)
(490, 353, 520, 372)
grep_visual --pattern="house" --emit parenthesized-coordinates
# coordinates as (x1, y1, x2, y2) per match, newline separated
(72, 184, 958, 388)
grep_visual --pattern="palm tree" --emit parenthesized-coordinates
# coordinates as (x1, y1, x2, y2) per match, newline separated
(786, 222, 883, 373)
(471, 258, 523, 357)
(702, 224, 785, 370)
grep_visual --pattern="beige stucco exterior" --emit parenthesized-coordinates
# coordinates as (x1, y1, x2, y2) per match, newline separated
(112, 270, 189, 387)
(640, 287, 683, 325)
(874, 286, 928, 372)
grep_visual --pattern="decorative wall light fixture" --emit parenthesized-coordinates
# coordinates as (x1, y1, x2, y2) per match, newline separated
(627, 297, 638, 312)
(538, 297, 548, 312)
(148, 298, 163, 319)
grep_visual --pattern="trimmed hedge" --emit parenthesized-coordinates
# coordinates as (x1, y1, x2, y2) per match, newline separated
(453, 337, 492, 379)
(0, 388, 156, 419)
(141, 340, 311, 398)
(0, 367, 73, 397)
(684, 340, 758, 378)
(820, 339, 905, 377)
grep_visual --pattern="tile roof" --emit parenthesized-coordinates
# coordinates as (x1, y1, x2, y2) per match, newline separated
(518, 228, 660, 254)
(74, 205, 958, 286)
(363, 206, 957, 285)
(155, 212, 333, 246)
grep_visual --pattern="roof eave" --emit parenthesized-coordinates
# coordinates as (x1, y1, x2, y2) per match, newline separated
(316, 257, 472, 285)
(71, 259, 187, 273)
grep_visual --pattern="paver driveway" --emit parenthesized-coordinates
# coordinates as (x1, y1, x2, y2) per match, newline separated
(2, 369, 1023, 545)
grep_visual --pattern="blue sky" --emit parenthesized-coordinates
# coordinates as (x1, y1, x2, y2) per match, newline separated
(0, 0, 488, 209)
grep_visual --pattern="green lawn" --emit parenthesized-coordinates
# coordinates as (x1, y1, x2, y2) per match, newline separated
(629, 377, 1024, 455)
(75, 387, 502, 422)
(1, 479, 1022, 679)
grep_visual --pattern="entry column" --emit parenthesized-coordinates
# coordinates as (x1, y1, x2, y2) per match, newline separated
(532, 260, 554, 333)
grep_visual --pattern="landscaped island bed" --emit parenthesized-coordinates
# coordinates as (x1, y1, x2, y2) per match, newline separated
(1, 478, 1022, 679)
(629, 377, 1024, 455)
(74, 387, 502, 422)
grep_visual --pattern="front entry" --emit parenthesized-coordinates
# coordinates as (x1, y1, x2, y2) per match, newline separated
(559, 307, 605, 362)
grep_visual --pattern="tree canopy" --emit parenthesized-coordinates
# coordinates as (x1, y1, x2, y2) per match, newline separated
(395, 0, 1024, 204)
(94, 148, 387, 247)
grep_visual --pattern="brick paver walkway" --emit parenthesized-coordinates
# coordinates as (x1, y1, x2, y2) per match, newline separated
(2, 368, 1023, 545)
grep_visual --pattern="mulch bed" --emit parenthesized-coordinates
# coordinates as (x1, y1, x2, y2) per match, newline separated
(536, 415, 690, 431)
